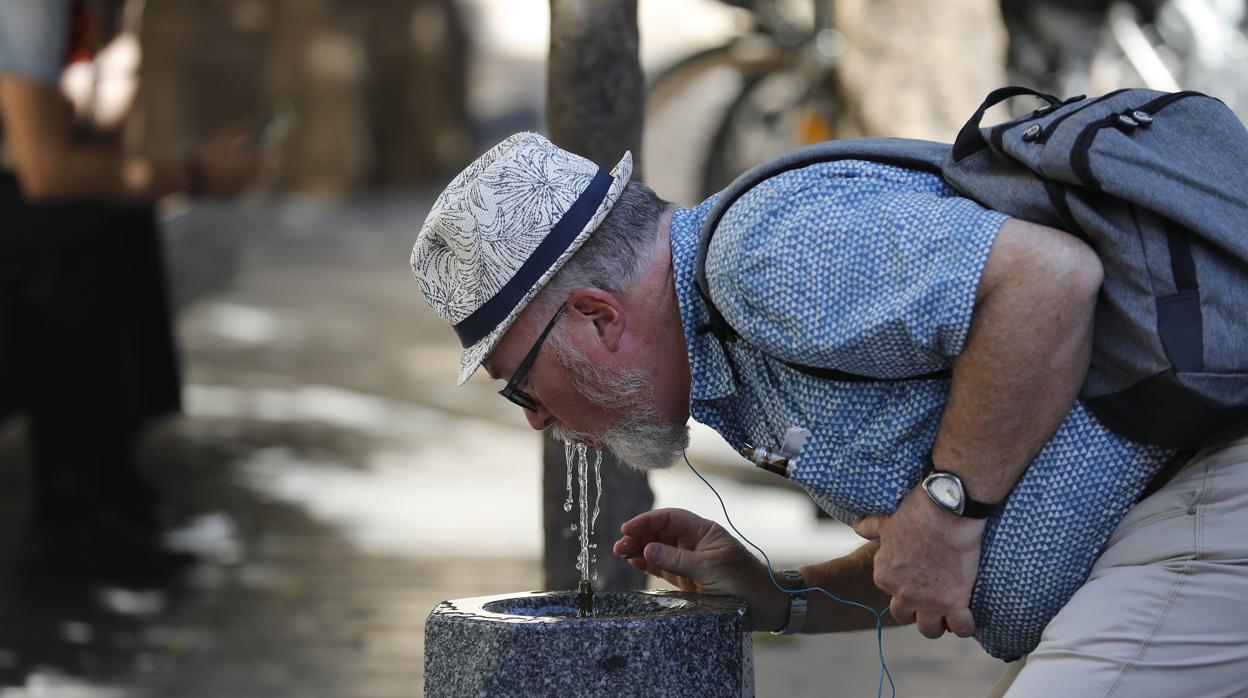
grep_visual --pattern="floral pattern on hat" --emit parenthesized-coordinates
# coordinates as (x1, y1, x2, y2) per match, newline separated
(411, 132, 632, 384)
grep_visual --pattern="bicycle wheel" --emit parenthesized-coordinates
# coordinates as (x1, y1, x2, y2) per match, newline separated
(644, 35, 785, 205)
(700, 59, 839, 197)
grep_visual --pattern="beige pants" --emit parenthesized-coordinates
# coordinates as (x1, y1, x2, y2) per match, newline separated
(988, 433, 1248, 698)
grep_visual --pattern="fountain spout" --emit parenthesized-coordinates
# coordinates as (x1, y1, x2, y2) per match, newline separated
(574, 579, 594, 616)
(577, 579, 594, 617)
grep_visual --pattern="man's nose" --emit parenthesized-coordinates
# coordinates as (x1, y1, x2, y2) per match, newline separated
(524, 404, 554, 430)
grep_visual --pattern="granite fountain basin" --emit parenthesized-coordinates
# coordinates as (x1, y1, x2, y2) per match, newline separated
(424, 589, 753, 697)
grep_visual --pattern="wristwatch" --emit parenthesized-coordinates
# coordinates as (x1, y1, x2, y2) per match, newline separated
(920, 454, 1000, 519)
(772, 569, 808, 636)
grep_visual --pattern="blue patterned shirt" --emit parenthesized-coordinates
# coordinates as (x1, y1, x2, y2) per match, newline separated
(0, 0, 70, 87)
(670, 160, 1172, 660)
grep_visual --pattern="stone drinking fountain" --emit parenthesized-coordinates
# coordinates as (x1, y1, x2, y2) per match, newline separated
(424, 589, 754, 697)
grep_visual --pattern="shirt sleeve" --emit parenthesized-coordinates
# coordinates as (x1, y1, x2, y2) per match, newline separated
(704, 160, 1008, 379)
(0, 0, 70, 86)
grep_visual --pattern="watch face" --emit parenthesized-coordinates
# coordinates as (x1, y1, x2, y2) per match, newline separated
(926, 474, 964, 512)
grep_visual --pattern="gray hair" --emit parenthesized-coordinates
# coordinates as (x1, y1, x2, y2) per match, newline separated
(530, 181, 670, 320)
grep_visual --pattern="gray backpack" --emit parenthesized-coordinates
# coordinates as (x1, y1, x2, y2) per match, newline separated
(696, 86, 1248, 450)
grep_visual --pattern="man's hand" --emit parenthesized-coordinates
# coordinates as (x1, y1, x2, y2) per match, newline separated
(848, 216, 1100, 641)
(613, 508, 790, 631)
(852, 488, 984, 639)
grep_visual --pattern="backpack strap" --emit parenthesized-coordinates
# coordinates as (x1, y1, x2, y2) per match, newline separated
(951, 86, 1062, 162)
(694, 137, 954, 383)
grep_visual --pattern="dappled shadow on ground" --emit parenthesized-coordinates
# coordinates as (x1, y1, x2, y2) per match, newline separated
(0, 416, 538, 698)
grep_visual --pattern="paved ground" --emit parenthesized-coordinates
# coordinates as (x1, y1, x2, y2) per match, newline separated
(0, 196, 1008, 697)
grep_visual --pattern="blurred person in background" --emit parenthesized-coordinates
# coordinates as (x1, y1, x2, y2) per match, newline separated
(0, 0, 260, 580)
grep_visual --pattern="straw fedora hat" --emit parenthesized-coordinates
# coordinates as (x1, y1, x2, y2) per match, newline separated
(410, 132, 633, 384)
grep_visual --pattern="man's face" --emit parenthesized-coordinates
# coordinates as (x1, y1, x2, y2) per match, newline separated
(544, 336, 689, 471)
(484, 304, 688, 471)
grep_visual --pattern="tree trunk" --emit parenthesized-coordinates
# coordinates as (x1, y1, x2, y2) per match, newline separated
(543, 0, 652, 592)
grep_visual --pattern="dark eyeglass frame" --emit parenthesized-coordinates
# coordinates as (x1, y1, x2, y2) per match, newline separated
(498, 303, 567, 411)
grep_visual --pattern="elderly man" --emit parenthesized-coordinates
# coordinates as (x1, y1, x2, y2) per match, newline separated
(410, 132, 1247, 695)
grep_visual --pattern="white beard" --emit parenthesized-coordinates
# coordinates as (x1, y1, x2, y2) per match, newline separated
(546, 341, 688, 472)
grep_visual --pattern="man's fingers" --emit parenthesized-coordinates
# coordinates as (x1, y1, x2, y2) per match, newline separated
(613, 535, 644, 559)
(944, 609, 976, 638)
(644, 541, 701, 580)
(889, 596, 916, 625)
(852, 515, 881, 540)
(665, 571, 697, 592)
(915, 612, 946, 639)
(626, 554, 696, 591)
(620, 508, 702, 540)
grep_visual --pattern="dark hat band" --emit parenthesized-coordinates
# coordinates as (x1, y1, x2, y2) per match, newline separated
(452, 168, 614, 349)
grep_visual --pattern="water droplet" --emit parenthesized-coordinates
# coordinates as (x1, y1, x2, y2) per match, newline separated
(570, 524, 578, 531)
(562, 502, 572, 512)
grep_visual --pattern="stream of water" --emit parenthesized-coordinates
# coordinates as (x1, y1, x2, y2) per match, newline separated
(565, 441, 603, 583)
(562, 441, 575, 513)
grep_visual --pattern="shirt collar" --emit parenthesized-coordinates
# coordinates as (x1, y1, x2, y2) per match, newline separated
(670, 200, 736, 402)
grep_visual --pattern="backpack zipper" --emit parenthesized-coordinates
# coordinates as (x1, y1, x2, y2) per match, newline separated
(987, 93, 1090, 151)
(1133, 90, 1207, 115)
(1070, 91, 1205, 188)
(1037, 89, 1128, 143)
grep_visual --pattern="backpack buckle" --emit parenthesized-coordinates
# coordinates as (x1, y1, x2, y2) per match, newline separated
(1116, 110, 1155, 130)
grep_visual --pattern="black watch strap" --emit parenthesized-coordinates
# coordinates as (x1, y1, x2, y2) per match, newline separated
(924, 453, 1000, 519)
(955, 486, 998, 519)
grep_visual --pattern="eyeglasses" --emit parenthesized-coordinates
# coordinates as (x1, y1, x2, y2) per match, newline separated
(499, 303, 567, 411)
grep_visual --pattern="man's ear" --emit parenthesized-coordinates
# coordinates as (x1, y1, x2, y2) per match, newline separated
(566, 287, 625, 352)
